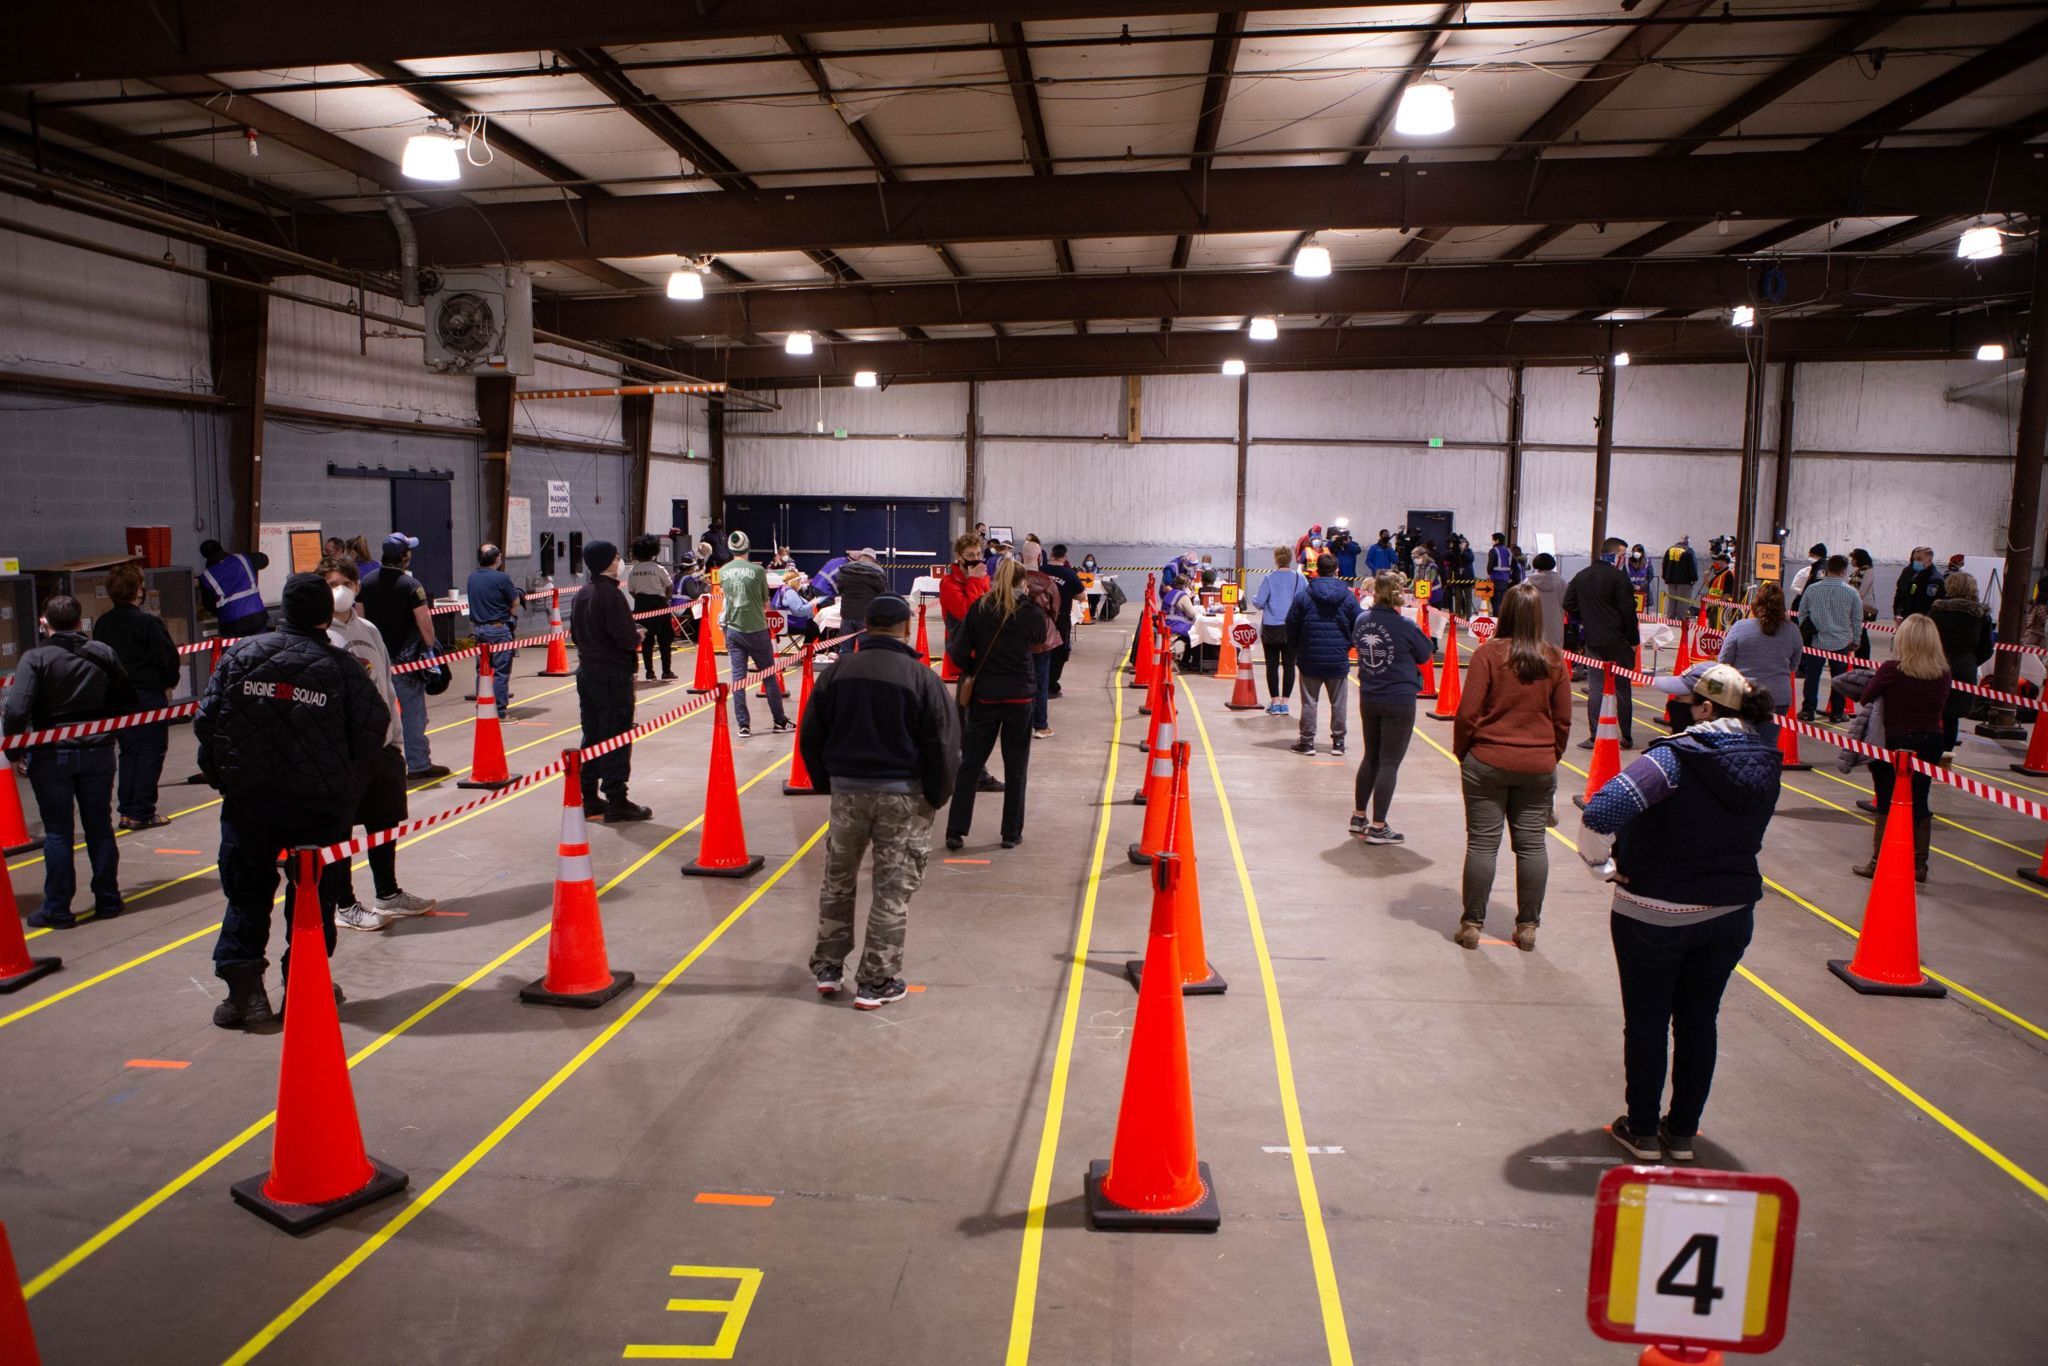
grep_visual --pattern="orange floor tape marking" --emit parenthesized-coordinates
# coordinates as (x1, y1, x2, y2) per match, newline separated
(943, 858, 991, 865)
(906, 985, 927, 993)
(694, 1193, 775, 1208)
(152, 848, 202, 855)
(422, 910, 469, 917)
(125, 1059, 190, 1070)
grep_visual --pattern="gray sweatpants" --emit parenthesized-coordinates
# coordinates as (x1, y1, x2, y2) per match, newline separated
(1298, 673, 1349, 746)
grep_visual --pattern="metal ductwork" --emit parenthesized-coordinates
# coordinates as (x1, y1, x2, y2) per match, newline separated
(381, 195, 419, 308)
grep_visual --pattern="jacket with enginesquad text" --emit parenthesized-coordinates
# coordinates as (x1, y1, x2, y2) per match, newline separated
(193, 624, 389, 814)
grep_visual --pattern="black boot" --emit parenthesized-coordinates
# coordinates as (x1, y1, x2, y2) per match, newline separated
(1852, 815, 1884, 879)
(604, 795, 653, 823)
(212, 964, 276, 1030)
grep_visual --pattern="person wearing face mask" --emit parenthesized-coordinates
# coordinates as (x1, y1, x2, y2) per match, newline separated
(570, 541, 652, 822)
(1563, 537, 1642, 749)
(1625, 543, 1653, 610)
(320, 556, 438, 932)
(358, 532, 446, 780)
(1892, 545, 1944, 621)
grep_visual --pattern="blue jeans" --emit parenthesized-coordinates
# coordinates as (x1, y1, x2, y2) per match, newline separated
(116, 686, 171, 821)
(475, 623, 514, 713)
(1800, 653, 1845, 717)
(26, 745, 120, 920)
(1032, 651, 1053, 729)
(726, 628, 788, 730)
(393, 670, 432, 771)
(1610, 906, 1754, 1138)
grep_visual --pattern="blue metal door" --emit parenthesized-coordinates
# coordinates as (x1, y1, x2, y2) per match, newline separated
(888, 501, 950, 592)
(839, 499, 892, 570)
(785, 498, 839, 577)
(390, 477, 454, 597)
(723, 497, 785, 563)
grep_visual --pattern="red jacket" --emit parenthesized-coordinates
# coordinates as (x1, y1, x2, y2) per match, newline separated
(941, 564, 990, 626)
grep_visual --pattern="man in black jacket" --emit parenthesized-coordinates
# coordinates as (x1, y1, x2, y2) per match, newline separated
(1660, 536, 1699, 617)
(1892, 545, 1944, 620)
(1041, 544, 1085, 698)
(93, 561, 181, 830)
(1564, 537, 1642, 748)
(196, 573, 389, 1028)
(800, 596, 960, 1009)
(3, 595, 133, 928)
(570, 540, 650, 822)
(831, 547, 890, 639)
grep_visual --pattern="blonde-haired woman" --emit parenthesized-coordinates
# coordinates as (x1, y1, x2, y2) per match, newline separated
(1856, 615, 1951, 883)
(945, 558, 1048, 851)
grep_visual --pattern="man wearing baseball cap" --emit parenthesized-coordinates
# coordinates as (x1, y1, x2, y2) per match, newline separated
(358, 532, 446, 780)
(1575, 660, 1782, 1163)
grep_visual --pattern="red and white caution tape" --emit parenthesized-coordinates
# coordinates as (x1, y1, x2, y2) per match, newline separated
(1560, 649, 1657, 687)
(1775, 714, 2048, 822)
(1, 699, 200, 752)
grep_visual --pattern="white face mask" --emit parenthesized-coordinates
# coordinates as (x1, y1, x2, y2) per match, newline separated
(331, 584, 357, 614)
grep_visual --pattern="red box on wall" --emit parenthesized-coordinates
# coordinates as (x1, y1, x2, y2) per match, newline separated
(125, 526, 173, 568)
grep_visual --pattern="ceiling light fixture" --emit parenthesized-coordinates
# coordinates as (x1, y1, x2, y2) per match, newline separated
(853, 369, 878, 388)
(1977, 343, 2007, 361)
(1293, 240, 1332, 278)
(1249, 316, 1278, 341)
(785, 332, 814, 356)
(1222, 358, 1247, 376)
(1611, 351, 1631, 368)
(666, 268, 705, 301)
(1957, 225, 2003, 260)
(1394, 81, 1456, 136)
(401, 120, 464, 182)
(1731, 304, 1755, 328)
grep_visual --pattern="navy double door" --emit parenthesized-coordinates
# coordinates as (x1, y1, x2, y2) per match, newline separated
(724, 496, 954, 592)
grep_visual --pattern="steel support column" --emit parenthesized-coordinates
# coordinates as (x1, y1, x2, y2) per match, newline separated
(1987, 258, 2048, 725)
(476, 374, 514, 551)
(208, 253, 268, 551)
(1234, 375, 1249, 571)
(1591, 357, 1616, 554)
(1504, 362, 1525, 548)
(1769, 358, 1797, 545)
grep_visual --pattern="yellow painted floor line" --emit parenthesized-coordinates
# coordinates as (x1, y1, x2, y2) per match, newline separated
(1005, 661, 1124, 1366)
(220, 822, 831, 1366)
(23, 753, 789, 1302)
(1182, 681, 1355, 1366)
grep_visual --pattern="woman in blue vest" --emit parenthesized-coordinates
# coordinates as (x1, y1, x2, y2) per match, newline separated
(1575, 660, 1782, 1163)
(198, 540, 271, 638)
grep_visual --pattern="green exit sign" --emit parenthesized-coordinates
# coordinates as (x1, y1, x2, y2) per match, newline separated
(1428, 437, 1444, 448)
(834, 427, 848, 439)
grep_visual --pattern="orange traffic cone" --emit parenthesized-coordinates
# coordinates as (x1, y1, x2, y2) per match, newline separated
(1125, 742, 1225, 995)
(1084, 847, 1220, 1231)
(1129, 576, 1158, 688)
(914, 601, 932, 667)
(1777, 674, 1812, 771)
(1429, 618, 1464, 720)
(1139, 626, 1164, 719)
(456, 652, 520, 790)
(0, 1221, 44, 1366)
(1128, 728, 1178, 862)
(689, 599, 721, 694)
(682, 685, 765, 879)
(0, 762, 33, 856)
(1416, 611, 1439, 701)
(522, 751, 636, 1007)
(539, 588, 572, 676)
(1132, 665, 1178, 807)
(1216, 604, 1238, 680)
(783, 645, 823, 796)
(2013, 708, 2048, 777)
(1672, 616, 1694, 673)
(0, 866, 61, 994)
(1225, 634, 1262, 711)
(1573, 668, 1624, 810)
(1828, 764, 1946, 997)
(1639, 1348, 1723, 1366)
(2015, 833, 2048, 888)
(706, 583, 727, 655)
(232, 849, 408, 1231)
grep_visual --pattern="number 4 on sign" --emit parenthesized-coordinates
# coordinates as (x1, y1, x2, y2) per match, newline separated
(623, 1265, 763, 1360)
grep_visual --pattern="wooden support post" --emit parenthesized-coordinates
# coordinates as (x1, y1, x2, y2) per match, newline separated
(1590, 355, 1616, 554)
(1233, 373, 1249, 573)
(623, 391, 654, 539)
(707, 395, 727, 527)
(1769, 358, 1797, 546)
(964, 379, 980, 531)
(207, 253, 268, 551)
(476, 374, 514, 550)
(1986, 259, 2048, 726)
(1504, 362, 1524, 549)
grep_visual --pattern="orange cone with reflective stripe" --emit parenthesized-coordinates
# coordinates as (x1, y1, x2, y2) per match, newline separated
(1673, 616, 1694, 673)
(456, 651, 519, 790)
(689, 598, 721, 694)
(1216, 604, 1238, 680)
(783, 644, 823, 796)
(0, 866, 61, 994)
(705, 582, 727, 655)
(683, 685, 765, 878)
(232, 849, 408, 1232)
(1777, 673, 1812, 771)
(1133, 661, 1177, 807)
(1130, 576, 1158, 688)
(1085, 847, 1220, 1231)
(1126, 742, 1225, 995)
(0, 1221, 45, 1365)
(1572, 668, 1623, 810)
(2013, 707, 2048, 777)
(1417, 607, 1439, 701)
(0, 763, 33, 856)
(523, 751, 636, 1007)
(1829, 763, 1946, 998)
(539, 588, 572, 676)
(1429, 618, 1464, 720)
(1225, 634, 1261, 711)
(914, 601, 932, 666)
(1139, 625, 1165, 718)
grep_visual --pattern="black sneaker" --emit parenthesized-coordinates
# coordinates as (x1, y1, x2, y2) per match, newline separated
(736, 723, 752, 739)
(1365, 825, 1405, 846)
(1290, 739, 1315, 756)
(1576, 738, 1596, 750)
(1348, 814, 1369, 838)
(814, 965, 844, 996)
(407, 764, 452, 781)
(26, 908, 77, 930)
(1621, 737, 1635, 750)
(1658, 1124, 1696, 1162)
(1797, 709, 1815, 722)
(945, 833, 965, 851)
(1001, 835, 1022, 849)
(603, 799, 652, 823)
(773, 718, 796, 734)
(1608, 1116, 1662, 1162)
(977, 772, 1005, 793)
(1330, 742, 1346, 757)
(583, 801, 607, 820)
(855, 979, 909, 1010)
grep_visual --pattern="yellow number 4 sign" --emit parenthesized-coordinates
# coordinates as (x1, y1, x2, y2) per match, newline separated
(624, 1265, 764, 1360)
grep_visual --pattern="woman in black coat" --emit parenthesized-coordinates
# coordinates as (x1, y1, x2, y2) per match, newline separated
(944, 559, 1049, 851)
(1928, 571, 1993, 753)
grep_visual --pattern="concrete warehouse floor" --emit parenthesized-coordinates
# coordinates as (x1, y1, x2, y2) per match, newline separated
(4, 623, 2047, 1365)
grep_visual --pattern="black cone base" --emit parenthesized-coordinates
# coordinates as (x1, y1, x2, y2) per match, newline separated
(456, 773, 520, 790)
(0, 955, 62, 994)
(782, 783, 825, 796)
(1570, 794, 1589, 810)
(2017, 865, 2048, 888)
(1978, 722, 2028, 740)
(232, 1157, 408, 1234)
(1128, 843, 1156, 866)
(1124, 958, 1227, 996)
(1132, 789, 1147, 806)
(1225, 701, 1263, 712)
(1827, 959, 1947, 998)
(2014, 764, 2048, 777)
(538, 669, 573, 678)
(682, 854, 765, 879)
(1779, 760, 1813, 772)
(2, 840, 33, 857)
(521, 967, 636, 1009)
(1085, 1159, 1220, 1232)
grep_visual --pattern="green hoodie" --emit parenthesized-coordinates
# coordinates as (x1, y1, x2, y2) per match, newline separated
(719, 559, 769, 633)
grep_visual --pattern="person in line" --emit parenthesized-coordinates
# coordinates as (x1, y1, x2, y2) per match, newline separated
(1525, 552, 1566, 648)
(801, 596, 961, 1009)
(769, 570, 821, 646)
(1625, 544, 1653, 609)
(358, 533, 447, 780)
(624, 536, 678, 683)
(1041, 544, 1085, 699)
(570, 541, 652, 822)
(832, 548, 890, 640)
(197, 539, 271, 638)
(1786, 542, 1828, 609)
(673, 551, 710, 643)
(1660, 536, 1698, 617)
(1251, 544, 1305, 717)
(1446, 535, 1476, 618)
(1715, 582, 1800, 728)
(1796, 555, 1862, 722)
(1847, 548, 1880, 657)
(1020, 534, 1045, 571)
(1576, 661, 1782, 1161)
(1701, 552, 1738, 627)
(1285, 552, 1361, 758)
(1892, 545, 1944, 620)
(1410, 543, 1443, 609)
(466, 543, 526, 713)
(1365, 529, 1399, 576)
(1486, 533, 1515, 602)
(321, 556, 437, 931)
(940, 532, 1004, 794)
(1854, 615, 1951, 883)
(1452, 583, 1570, 951)
(1350, 571, 1433, 844)
(198, 574, 388, 1028)
(1024, 563, 1064, 738)
(1564, 537, 1642, 750)
(945, 560, 1047, 851)
(718, 531, 793, 738)
(1930, 570, 1993, 755)
(93, 562, 179, 830)
(4, 595, 132, 928)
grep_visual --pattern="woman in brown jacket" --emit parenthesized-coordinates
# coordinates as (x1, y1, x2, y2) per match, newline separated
(1452, 582, 1573, 950)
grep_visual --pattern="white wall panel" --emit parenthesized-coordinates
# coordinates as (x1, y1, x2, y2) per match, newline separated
(514, 356, 626, 445)
(1519, 447, 1594, 557)
(1605, 450, 1745, 555)
(729, 381, 965, 437)
(1787, 454, 2021, 561)
(0, 193, 210, 390)
(267, 276, 474, 424)
(979, 377, 1125, 437)
(1520, 367, 1600, 445)
(1795, 360, 2015, 455)
(651, 392, 710, 458)
(1247, 443, 1504, 551)
(1612, 364, 1752, 449)
(1138, 373, 1238, 438)
(725, 436, 964, 496)
(647, 457, 711, 536)
(980, 441, 1236, 548)
(1249, 369, 1510, 442)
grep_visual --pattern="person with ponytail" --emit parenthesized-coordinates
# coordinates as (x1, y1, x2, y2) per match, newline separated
(944, 558, 1048, 851)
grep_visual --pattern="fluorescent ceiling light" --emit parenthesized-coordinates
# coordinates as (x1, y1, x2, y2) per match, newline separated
(1394, 82, 1455, 136)
(1731, 304, 1754, 328)
(1611, 351, 1631, 367)
(1957, 225, 2003, 260)
(853, 369, 878, 387)
(1293, 243, 1332, 278)
(401, 124, 463, 182)
(1977, 343, 2007, 361)
(785, 332, 814, 356)
(666, 269, 705, 300)
(1222, 358, 1247, 376)
(1249, 316, 1278, 341)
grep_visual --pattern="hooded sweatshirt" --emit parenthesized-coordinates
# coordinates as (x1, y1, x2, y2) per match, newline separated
(1284, 575, 1362, 678)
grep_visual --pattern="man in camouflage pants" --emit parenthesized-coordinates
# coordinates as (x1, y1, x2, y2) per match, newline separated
(797, 595, 961, 1009)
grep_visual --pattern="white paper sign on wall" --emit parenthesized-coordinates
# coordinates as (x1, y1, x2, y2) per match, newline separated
(506, 497, 532, 558)
(546, 480, 572, 519)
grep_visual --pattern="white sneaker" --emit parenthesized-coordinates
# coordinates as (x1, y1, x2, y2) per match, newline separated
(374, 889, 438, 918)
(336, 902, 391, 933)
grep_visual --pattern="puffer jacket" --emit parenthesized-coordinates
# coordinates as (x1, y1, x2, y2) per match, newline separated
(833, 559, 890, 627)
(1930, 596, 1994, 721)
(2, 632, 134, 750)
(1285, 575, 1362, 678)
(194, 624, 389, 815)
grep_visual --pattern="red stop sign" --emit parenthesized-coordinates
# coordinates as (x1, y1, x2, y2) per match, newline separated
(1469, 614, 1497, 644)
(1231, 622, 1258, 650)
(1697, 628, 1725, 657)
(765, 609, 786, 635)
